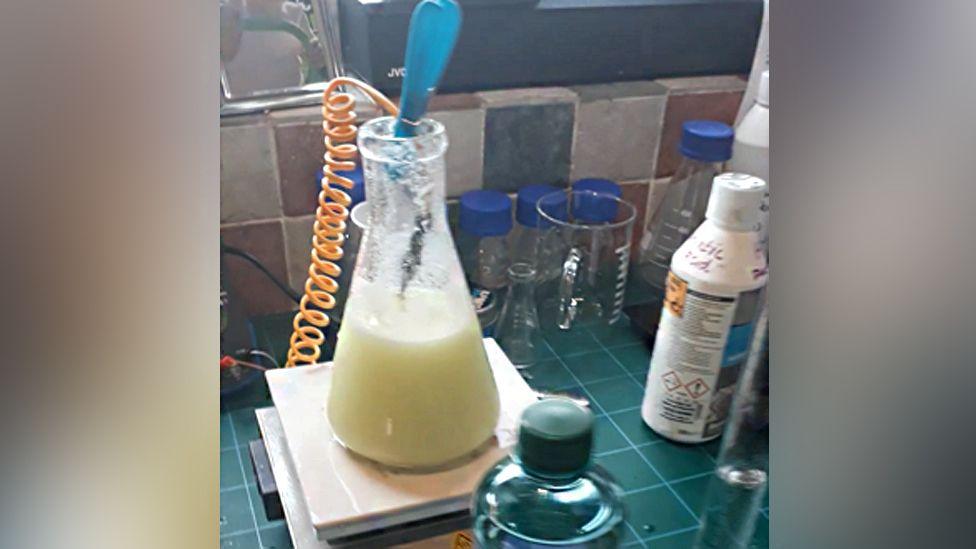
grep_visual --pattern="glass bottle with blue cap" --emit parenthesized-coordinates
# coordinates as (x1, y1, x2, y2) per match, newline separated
(510, 184, 568, 283)
(638, 120, 734, 289)
(457, 190, 513, 334)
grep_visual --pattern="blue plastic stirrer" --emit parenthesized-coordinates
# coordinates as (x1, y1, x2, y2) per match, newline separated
(393, 0, 462, 138)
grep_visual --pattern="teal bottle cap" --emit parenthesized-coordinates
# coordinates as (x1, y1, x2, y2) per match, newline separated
(516, 398, 594, 478)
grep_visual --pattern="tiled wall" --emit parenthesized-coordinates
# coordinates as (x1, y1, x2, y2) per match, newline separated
(221, 75, 746, 317)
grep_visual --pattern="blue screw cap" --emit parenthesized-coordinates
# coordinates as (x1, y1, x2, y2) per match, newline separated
(572, 179, 621, 223)
(460, 190, 513, 237)
(679, 120, 734, 162)
(517, 184, 566, 228)
(320, 164, 366, 207)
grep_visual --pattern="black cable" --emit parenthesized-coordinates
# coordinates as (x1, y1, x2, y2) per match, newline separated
(221, 243, 302, 304)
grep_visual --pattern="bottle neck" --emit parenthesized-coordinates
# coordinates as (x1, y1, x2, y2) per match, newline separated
(517, 457, 584, 488)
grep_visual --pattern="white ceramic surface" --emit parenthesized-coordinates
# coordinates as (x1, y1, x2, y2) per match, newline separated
(266, 338, 537, 541)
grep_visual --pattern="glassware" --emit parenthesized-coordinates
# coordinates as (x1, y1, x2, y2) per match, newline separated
(694, 301, 769, 548)
(637, 120, 734, 289)
(493, 263, 543, 369)
(458, 190, 513, 290)
(457, 190, 513, 335)
(472, 398, 626, 548)
(327, 116, 500, 471)
(509, 184, 566, 283)
(536, 190, 637, 331)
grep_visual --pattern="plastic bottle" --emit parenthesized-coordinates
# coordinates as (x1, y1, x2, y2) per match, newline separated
(730, 70, 770, 250)
(641, 173, 768, 444)
(457, 190, 513, 335)
(638, 121, 734, 289)
(472, 398, 626, 548)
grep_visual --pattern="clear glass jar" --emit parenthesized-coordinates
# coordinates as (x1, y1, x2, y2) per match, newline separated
(327, 117, 500, 471)
(637, 121, 733, 289)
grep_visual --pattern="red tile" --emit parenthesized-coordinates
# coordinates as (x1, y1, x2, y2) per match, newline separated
(275, 123, 325, 217)
(655, 91, 744, 178)
(621, 182, 650, 262)
(221, 220, 295, 316)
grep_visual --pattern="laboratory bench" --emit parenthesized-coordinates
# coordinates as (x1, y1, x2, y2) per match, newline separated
(219, 311, 769, 549)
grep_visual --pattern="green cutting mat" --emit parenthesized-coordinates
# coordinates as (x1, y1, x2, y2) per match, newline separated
(219, 315, 769, 548)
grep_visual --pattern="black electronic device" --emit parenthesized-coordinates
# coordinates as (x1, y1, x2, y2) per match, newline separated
(339, 0, 763, 96)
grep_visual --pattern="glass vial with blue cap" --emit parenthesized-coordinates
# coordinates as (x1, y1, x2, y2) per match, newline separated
(510, 184, 567, 282)
(458, 190, 513, 334)
(638, 120, 734, 289)
(472, 398, 626, 547)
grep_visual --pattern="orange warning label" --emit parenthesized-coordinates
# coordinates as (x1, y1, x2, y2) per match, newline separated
(452, 532, 473, 549)
(664, 271, 688, 317)
(662, 371, 682, 392)
(685, 378, 710, 399)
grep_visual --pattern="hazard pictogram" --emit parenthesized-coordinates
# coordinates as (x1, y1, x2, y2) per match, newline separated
(661, 371, 682, 392)
(685, 378, 710, 399)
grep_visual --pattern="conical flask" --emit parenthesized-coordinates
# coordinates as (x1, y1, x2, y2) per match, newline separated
(327, 117, 501, 470)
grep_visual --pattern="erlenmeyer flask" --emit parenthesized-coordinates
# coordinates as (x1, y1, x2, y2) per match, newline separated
(493, 263, 543, 369)
(327, 117, 500, 471)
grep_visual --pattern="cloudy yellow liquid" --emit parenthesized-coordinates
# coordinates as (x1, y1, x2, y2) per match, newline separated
(327, 283, 500, 469)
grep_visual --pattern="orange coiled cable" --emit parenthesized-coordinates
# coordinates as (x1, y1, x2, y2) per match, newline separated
(286, 78, 398, 367)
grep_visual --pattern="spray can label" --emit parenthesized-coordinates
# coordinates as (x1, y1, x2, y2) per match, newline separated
(644, 271, 760, 441)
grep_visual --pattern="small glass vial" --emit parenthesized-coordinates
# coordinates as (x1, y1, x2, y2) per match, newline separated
(638, 121, 734, 289)
(493, 263, 543, 369)
(457, 190, 513, 334)
(473, 398, 626, 548)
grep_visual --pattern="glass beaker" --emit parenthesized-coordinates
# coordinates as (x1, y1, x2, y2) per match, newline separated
(536, 191, 637, 331)
(327, 117, 500, 471)
(694, 300, 769, 548)
(493, 263, 543, 369)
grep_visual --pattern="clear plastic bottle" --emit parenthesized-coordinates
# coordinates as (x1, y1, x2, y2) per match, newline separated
(730, 70, 770, 251)
(694, 301, 769, 549)
(457, 190, 513, 334)
(472, 398, 626, 548)
(638, 120, 734, 289)
(493, 263, 543, 369)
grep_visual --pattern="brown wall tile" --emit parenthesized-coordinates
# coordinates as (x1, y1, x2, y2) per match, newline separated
(221, 220, 295, 316)
(655, 90, 743, 178)
(275, 123, 325, 217)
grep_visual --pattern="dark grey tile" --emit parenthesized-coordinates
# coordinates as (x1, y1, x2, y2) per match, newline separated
(483, 103, 575, 192)
(274, 123, 324, 216)
(220, 124, 281, 223)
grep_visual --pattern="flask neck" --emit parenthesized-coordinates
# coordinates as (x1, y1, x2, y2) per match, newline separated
(354, 116, 459, 293)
